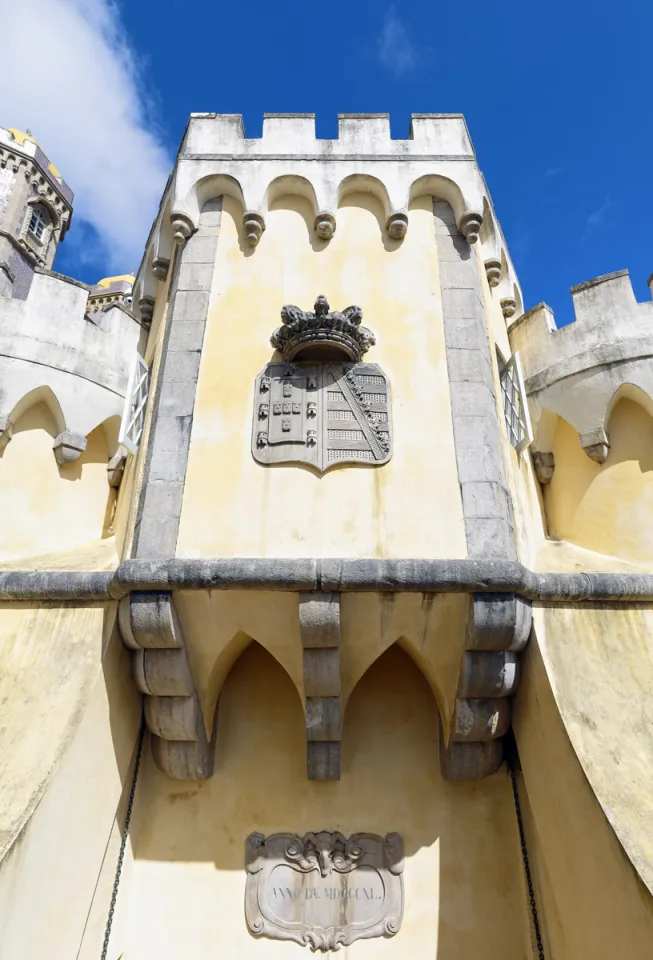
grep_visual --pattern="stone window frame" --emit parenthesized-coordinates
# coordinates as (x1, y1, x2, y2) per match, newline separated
(119, 352, 150, 454)
(20, 197, 59, 262)
(496, 347, 533, 454)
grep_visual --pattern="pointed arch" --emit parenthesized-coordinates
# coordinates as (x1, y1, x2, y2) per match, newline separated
(605, 383, 653, 429)
(9, 385, 66, 436)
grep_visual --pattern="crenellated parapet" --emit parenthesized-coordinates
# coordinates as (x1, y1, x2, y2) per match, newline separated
(132, 113, 523, 318)
(0, 267, 145, 467)
(509, 270, 653, 472)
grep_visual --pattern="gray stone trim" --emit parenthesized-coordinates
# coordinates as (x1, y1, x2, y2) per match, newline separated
(434, 200, 517, 562)
(3, 560, 653, 602)
(131, 197, 222, 559)
(435, 200, 528, 778)
(119, 592, 214, 779)
(299, 592, 342, 780)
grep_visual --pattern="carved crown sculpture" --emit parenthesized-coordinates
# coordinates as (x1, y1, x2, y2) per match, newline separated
(271, 295, 376, 362)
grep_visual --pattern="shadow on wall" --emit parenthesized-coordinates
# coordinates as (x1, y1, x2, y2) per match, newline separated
(0, 401, 112, 561)
(123, 644, 527, 958)
(544, 398, 653, 564)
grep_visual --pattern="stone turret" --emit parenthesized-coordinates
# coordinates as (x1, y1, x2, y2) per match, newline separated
(0, 127, 74, 298)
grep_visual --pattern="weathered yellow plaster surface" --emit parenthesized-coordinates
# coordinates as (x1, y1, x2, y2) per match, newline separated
(122, 644, 528, 959)
(544, 399, 653, 564)
(514, 628, 653, 956)
(0, 619, 140, 959)
(177, 195, 466, 559)
(0, 402, 111, 561)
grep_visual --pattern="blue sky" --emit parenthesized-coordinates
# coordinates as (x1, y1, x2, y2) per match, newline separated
(2, 0, 651, 323)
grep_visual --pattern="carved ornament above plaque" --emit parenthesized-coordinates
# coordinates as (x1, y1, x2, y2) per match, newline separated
(245, 831, 404, 951)
(252, 362, 392, 472)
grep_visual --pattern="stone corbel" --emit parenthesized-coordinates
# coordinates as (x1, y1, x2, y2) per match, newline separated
(0, 415, 14, 454)
(139, 296, 155, 325)
(170, 213, 195, 246)
(107, 448, 128, 488)
(386, 211, 408, 240)
(579, 427, 610, 464)
(314, 211, 336, 240)
(500, 297, 517, 319)
(119, 592, 214, 779)
(53, 431, 87, 466)
(531, 450, 555, 484)
(484, 259, 502, 288)
(458, 211, 483, 244)
(152, 257, 170, 281)
(299, 592, 342, 781)
(243, 211, 266, 247)
(440, 593, 531, 781)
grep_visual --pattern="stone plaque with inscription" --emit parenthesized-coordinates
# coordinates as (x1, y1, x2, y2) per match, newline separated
(245, 831, 404, 951)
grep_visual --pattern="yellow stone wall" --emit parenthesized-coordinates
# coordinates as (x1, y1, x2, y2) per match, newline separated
(544, 398, 653, 564)
(0, 402, 112, 562)
(115, 644, 531, 959)
(177, 194, 467, 559)
(0, 610, 140, 959)
(514, 610, 653, 957)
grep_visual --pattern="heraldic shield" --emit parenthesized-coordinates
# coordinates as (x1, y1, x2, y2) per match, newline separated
(252, 362, 392, 473)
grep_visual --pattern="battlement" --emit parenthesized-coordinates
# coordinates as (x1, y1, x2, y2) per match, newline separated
(0, 268, 144, 462)
(509, 270, 653, 461)
(134, 111, 522, 326)
(182, 112, 475, 158)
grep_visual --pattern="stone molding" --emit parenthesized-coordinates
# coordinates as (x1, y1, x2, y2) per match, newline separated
(299, 592, 342, 780)
(531, 450, 555, 484)
(434, 199, 525, 780)
(131, 197, 222, 559)
(119, 591, 214, 779)
(3, 559, 653, 601)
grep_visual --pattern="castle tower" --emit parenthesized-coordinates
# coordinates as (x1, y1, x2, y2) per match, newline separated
(1, 113, 653, 959)
(0, 127, 73, 297)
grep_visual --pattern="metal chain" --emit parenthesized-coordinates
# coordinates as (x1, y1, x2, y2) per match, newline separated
(508, 758, 546, 960)
(100, 720, 145, 960)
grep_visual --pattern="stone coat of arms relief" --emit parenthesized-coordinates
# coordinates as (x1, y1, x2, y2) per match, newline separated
(252, 297, 392, 472)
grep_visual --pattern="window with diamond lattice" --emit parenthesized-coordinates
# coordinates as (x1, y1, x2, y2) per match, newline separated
(28, 205, 48, 241)
(498, 350, 533, 453)
(119, 353, 150, 453)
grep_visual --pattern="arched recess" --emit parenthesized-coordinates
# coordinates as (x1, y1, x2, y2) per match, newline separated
(409, 173, 468, 226)
(604, 383, 653, 430)
(173, 174, 246, 231)
(337, 174, 392, 221)
(9, 385, 66, 436)
(196, 629, 304, 740)
(344, 636, 449, 741)
(265, 175, 319, 218)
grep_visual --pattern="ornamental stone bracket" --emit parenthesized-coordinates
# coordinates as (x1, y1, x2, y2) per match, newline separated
(440, 593, 532, 781)
(579, 426, 610, 464)
(0, 415, 14, 454)
(118, 591, 215, 779)
(245, 831, 404, 951)
(299, 592, 342, 780)
(53, 431, 87, 466)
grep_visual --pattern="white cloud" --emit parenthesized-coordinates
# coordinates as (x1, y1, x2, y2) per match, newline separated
(0, 0, 172, 274)
(586, 197, 612, 230)
(377, 7, 419, 77)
